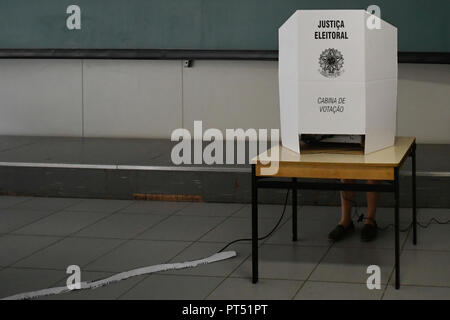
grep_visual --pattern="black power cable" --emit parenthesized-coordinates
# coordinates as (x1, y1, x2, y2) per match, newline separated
(218, 191, 449, 253)
(377, 217, 450, 232)
(218, 190, 290, 253)
(347, 197, 450, 232)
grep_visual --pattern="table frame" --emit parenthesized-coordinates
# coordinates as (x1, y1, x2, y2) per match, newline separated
(251, 141, 416, 290)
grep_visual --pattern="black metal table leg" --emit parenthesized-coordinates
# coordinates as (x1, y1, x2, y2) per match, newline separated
(394, 167, 400, 289)
(251, 164, 258, 283)
(292, 178, 298, 241)
(412, 142, 417, 245)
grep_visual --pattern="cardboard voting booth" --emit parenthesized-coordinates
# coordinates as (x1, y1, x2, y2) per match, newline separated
(279, 10, 398, 154)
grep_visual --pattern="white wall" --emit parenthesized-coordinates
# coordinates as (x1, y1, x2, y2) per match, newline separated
(0, 59, 82, 136)
(0, 59, 448, 143)
(183, 60, 279, 133)
(397, 64, 450, 144)
(83, 60, 182, 138)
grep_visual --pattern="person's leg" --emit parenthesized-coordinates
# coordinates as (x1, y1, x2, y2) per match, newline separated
(361, 180, 380, 241)
(365, 180, 380, 225)
(340, 179, 355, 227)
(328, 179, 356, 241)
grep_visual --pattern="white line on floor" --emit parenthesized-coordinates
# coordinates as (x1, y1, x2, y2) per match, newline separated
(2, 250, 237, 300)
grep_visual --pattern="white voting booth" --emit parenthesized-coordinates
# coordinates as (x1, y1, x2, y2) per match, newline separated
(279, 10, 398, 154)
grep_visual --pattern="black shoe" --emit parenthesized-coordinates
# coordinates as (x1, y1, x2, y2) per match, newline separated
(328, 222, 355, 242)
(361, 220, 378, 242)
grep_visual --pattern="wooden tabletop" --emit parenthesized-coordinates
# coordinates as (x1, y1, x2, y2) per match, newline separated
(252, 137, 415, 180)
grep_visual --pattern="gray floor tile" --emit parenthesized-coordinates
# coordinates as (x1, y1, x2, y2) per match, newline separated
(417, 208, 450, 223)
(0, 196, 446, 300)
(198, 217, 281, 243)
(0, 137, 169, 166)
(39, 271, 144, 300)
(120, 274, 223, 300)
(265, 217, 336, 247)
(0, 234, 61, 266)
(294, 281, 383, 300)
(118, 201, 188, 215)
(399, 250, 450, 287)
(333, 224, 409, 249)
(75, 213, 167, 239)
(11, 197, 82, 212)
(309, 247, 394, 284)
(85, 239, 190, 272)
(65, 199, 133, 213)
(12, 211, 109, 236)
(301, 206, 411, 225)
(207, 277, 302, 300)
(370, 207, 412, 223)
(232, 245, 328, 280)
(404, 224, 450, 251)
(383, 284, 450, 300)
(176, 202, 245, 217)
(137, 215, 226, 241)
(233, 204, 292, 219)
(303, 206, 411, 222)
(296, 206, 341, 221)
(0, 267, 66, 299)
(14, 237, 124, 270)
(0, 208, 55, 233)
(163, 242, 251, 277)
(0, 137, 165, 165)
(0, 196, 31, 209)
(0, 135, 42, 152)
(0, 138, 82, 164)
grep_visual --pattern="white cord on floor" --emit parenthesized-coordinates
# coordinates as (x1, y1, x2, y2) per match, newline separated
(2, 250, 237, 300)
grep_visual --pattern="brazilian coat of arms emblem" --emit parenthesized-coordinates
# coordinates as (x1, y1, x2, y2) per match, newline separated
(319, 48, 344, 78)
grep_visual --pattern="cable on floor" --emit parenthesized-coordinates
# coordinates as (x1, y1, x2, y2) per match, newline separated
(348, 198, 450, 232)
(219, 192, 450, 254)
(218, 189, 290, 253)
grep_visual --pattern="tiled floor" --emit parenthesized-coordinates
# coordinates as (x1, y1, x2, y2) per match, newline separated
(0, 195, 449, 300)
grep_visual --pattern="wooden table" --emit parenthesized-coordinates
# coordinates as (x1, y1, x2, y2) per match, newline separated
(251, 136, 416, 289)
